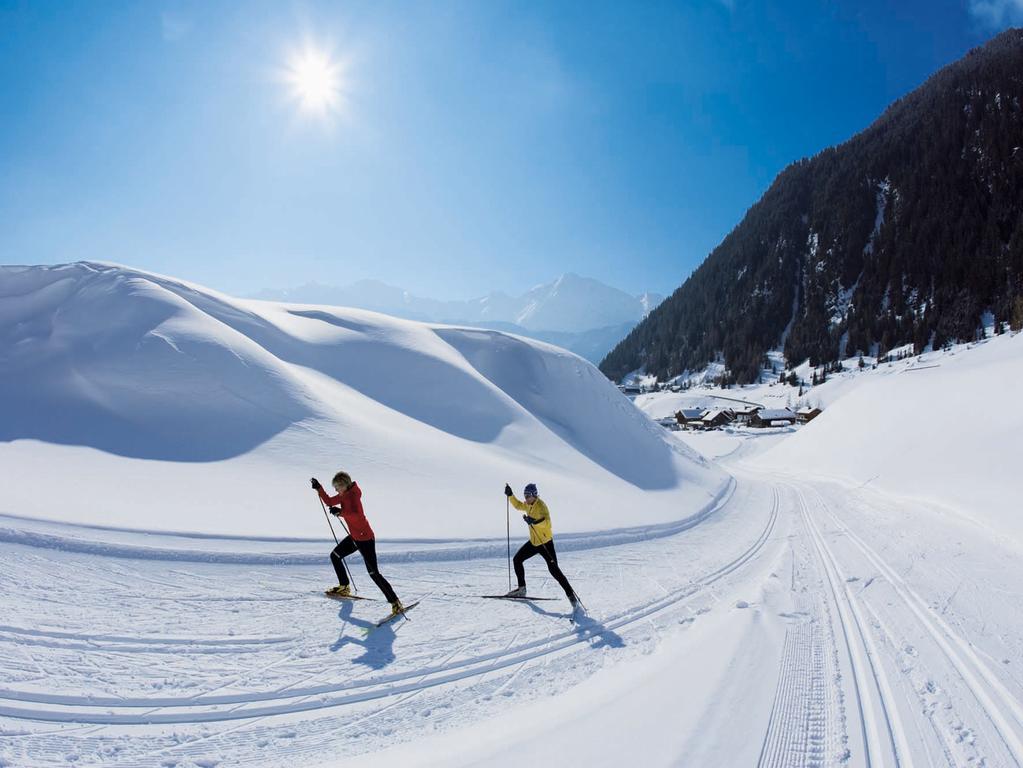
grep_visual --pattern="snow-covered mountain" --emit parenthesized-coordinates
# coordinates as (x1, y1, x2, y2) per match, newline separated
(512, 273, 658, 333)
(0, 262, 719, 538)
(254, 274, 663, 363)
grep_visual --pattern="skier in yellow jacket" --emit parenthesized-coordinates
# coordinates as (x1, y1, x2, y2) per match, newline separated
(504, 482, 578, 606)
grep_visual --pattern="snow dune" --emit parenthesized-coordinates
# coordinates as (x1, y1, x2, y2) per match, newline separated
(0, 262, 725, 540)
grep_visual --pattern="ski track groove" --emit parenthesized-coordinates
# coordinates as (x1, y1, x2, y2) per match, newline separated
(0, 490, 779, 726)
(806, 484, 1023, 767)
(794, 482, 906, 768)
(757, 542, 835, 768)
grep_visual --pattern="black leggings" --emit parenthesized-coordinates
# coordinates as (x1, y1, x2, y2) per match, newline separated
(513, 540, 574, 598)
(330, 536, 398, 603)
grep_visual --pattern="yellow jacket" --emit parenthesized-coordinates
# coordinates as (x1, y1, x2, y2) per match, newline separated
(509, 495, 553, 545)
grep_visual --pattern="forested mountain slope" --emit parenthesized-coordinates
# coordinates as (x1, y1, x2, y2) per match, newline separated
(602, 29, 1023, 384)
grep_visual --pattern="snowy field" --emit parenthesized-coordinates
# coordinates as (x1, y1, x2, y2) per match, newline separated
(3, 264, 1023, 767)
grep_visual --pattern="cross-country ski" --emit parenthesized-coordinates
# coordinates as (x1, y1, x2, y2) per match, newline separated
(480, 595, 560, 601)
(369, 600, 420, 629)
(323, 592, 375, 601)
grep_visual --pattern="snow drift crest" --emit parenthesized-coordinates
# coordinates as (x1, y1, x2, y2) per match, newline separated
(0, 262, 724, 538)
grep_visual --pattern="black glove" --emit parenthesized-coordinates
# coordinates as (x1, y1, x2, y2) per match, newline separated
(504, 483, 513, 497)
(311, 478, 321, 490)
(329, 506, 342, 516)
(523, 515, 540, 525)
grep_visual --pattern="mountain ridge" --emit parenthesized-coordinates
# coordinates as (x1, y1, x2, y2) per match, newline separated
(601, 28, 1023, 384)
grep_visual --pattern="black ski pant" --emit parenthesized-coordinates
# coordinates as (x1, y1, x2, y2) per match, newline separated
(330, 536, 398, 603)
(513, 540, 574, 598)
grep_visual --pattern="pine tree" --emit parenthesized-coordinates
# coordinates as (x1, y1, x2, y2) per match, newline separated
(1012, 297, 1023, 332)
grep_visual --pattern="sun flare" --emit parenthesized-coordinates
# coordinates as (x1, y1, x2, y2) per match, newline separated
(286, 47, 344, 114)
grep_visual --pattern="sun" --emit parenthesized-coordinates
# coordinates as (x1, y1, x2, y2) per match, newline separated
(286, 47, 345, 115)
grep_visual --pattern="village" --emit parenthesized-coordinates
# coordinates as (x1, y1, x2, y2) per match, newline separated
(654, 404, 822, 431)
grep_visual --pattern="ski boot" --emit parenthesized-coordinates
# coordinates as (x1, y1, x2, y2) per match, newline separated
(504, 586, 526, 598)
(389, 599, 405, 618)
(326, 585, 352, 597)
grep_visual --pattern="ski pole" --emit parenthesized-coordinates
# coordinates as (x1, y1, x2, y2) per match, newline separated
(506, 496, 512, 592)
(319, 498, 358, 593)
(319, 498, 339, 545)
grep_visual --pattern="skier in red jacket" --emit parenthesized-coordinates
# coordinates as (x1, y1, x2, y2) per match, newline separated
(312, 471, 404, 617)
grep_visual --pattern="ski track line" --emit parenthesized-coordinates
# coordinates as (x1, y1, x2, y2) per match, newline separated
(795, 483, 906, 768)
(0, 624, 294, 647)
(757, 541, 837, 768)
(0, 477, 737, 566)
(0, 488, 779, 726)
(854, 595, 961, 768)
(808, 484, 1023, 767)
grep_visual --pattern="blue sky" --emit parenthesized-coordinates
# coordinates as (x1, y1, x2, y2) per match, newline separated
(1, 1, 1021, 300)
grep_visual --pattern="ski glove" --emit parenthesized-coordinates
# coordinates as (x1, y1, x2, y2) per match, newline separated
(311, 478, 322, 490)
(504, 483, 514, 497)
(329, 506, 342, 516)
(523, 515, 540, 525)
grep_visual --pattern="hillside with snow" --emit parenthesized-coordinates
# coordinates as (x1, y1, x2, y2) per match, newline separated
(0, 262, 721, 539)
(633, 330, 1023, 546)
(749, 332, 1023, 545)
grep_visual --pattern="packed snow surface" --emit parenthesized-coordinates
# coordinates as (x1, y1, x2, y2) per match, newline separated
(0, 262, 724, 539)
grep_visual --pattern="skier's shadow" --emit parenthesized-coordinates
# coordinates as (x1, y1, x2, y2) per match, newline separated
(328, 600, 398, 670)
(522, 601, 625, 650)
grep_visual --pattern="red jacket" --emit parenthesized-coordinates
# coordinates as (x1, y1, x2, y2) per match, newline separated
(318, 482, 375, 541)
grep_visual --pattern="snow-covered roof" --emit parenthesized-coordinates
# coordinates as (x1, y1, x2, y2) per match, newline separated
(797, 406, 821, 415)
(756, 409, 796, 420)
(678, 409, 706, 420)
(701, 409, 733, 421)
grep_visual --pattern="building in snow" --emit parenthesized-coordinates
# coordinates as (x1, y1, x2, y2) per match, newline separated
(700, 409, 736, 429)
(750, 408, 797, 428)
(675, 408, 707, 429)
(731, 405, 760, 424)
(796, 406, 823, 423)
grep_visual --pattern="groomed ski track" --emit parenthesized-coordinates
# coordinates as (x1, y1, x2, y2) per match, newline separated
(4, 443, 1023, 766)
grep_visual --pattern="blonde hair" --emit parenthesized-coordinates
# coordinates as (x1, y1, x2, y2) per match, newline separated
(332, 471, 353, 489)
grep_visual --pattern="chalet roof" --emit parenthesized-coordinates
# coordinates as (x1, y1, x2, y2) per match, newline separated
(678, 409, 706, 420)
(797, 406, 822, 415)
(701, 409, 733, 421)
(756, 408, 796, 420)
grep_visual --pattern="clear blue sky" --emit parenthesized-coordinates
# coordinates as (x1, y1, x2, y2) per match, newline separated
(1, 1, 1020, 300)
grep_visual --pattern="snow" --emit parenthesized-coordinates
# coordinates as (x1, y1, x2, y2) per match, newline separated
(752, 331, 1023, 546)
(3, 262, 1023, 768)
(755, 408, 796, 421)
(0, 262, 725, 539)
